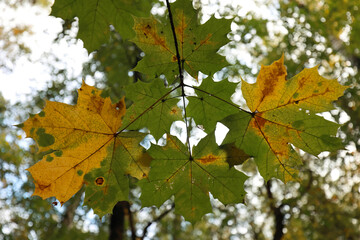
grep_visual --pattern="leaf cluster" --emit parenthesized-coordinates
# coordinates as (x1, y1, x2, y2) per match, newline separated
(21, 0, 347, 222)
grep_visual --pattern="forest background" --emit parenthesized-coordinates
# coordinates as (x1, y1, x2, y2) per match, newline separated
(0, 0, 359, 239)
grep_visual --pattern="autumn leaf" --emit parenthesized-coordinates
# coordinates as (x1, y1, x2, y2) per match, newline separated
(187, 77, 239, 133)
(122, 79, 182, 140)
(222, 56, 348, 182)
(51, 0, 151, 52)
(138, 133, 248, 223)
(21, 82, 150, 209)
(131, 0, 231, 81)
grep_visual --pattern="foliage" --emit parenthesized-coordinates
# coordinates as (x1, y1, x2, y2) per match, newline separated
(51, 0, 152, 52)
(20, 0, 348, 225)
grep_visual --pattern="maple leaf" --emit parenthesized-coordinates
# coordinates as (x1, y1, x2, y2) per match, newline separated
(122, 79, 183, 140)
(131, 0, 231, 81)
(138, 133, 248, 223)
(187, 77, 239, 133)
(222, 56, 348, 182)
(51, 0, 151, 52)
(21, 82, 150, 209)
(84, 131, 151, 216)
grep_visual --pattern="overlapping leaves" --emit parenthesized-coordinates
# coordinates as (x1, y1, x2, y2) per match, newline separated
(22, 0, 348, 223)
(132, 0, 231, 81)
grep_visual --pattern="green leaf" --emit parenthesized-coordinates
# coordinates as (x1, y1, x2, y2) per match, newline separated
(51, 0, 151, 52)
(131, 0, 231, 81)
(187, 78, 238, 133)
(138, 133, 248, 223)
(84, 132, 151, 217)
(122, 79, 182, 140)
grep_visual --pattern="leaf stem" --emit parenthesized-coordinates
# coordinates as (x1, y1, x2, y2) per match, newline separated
(165, 0, 183, 83)
(166, 0, 192, 156)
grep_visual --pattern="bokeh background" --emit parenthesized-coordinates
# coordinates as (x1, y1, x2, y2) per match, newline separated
(0, 0, 359, 239)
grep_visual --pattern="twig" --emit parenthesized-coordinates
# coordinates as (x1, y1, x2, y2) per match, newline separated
(141, 203, 175, 239)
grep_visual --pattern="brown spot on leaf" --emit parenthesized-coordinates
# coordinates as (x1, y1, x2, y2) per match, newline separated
(95, 177, 105, 186)
(200, 33, 213, 46)
(135, 19, 170, 52)
(170, 107, 178, 115)
(116, 99, 125, 111)
(274, 61, 286, 76)
(38, 184, 48, 190)
(172, 55, 178, 62)
(262, 83, 275, 97)
(197, 154, 220, 164)
(175, 11, 187, 39)
(255, 113, 267, 129)
(260, 59, 287, 98)
(298, 77, 306, 88)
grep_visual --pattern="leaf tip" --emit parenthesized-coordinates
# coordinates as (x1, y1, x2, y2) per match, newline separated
(14, 123, 24, 129)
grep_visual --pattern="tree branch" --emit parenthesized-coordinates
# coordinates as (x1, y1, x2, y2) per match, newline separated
(141, 203, 175, 239)
(109, 201, 136, 240)
(266, 180, 285, 240)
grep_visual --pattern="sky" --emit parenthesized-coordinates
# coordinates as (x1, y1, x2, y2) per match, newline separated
(0, 1, 88, 104)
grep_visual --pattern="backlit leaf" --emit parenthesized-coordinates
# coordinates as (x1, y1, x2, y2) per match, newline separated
(51, 0, 151, 52)
(132, 0, 231, 81)
(138, 133, 248, 223)
(122, 79, 182, 140)
(222, 56, 348, 182)
(22, 82, 150, 209)
(187, 78, 238, 133)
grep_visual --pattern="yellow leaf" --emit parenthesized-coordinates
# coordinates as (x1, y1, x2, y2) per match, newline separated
(22, 82, 147, 204)
(242, 55, 347, 113)
(224, 56, 348, 182)
(242, 56, 348, 182)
